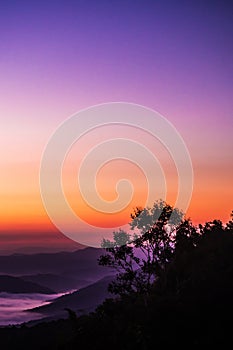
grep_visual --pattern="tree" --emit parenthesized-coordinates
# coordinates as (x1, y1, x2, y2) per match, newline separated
(98, 200, 185, 297)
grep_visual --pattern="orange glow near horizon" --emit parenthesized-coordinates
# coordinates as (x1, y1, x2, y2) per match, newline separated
(1, 125, 232, 239)
(1, 155, 232, 237)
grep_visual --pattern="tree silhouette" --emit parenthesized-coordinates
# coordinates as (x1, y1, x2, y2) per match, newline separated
(98, 200, 185, 297)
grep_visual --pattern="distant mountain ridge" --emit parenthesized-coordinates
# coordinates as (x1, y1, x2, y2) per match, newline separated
(20, 273, 89, 293)
(0, 275, 55, 294)
(0, 247, 113, 293)
(27, 275, 114, 320)
(0, 247, 106, 276)
(0, 247, 116, 323)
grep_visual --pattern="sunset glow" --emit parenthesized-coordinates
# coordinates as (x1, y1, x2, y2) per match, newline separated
(0, 1, 232, 251)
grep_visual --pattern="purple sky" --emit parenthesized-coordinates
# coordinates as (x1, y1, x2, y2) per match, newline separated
(0, 0, 232, 251)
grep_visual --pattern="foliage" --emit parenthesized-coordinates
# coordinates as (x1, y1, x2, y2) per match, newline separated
(98, 200, 185, 296)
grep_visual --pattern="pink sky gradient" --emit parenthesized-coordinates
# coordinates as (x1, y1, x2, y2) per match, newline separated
(0, 1, 232, 251)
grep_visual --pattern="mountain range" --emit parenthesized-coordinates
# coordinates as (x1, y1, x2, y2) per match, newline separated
(0, 275, 55, 294)
(27, 275, 114, 322)
(0, 247, 115, 324)
(0, 247, 110, 290)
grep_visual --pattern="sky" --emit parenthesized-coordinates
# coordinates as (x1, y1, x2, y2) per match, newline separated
(0, 0, 233, 251)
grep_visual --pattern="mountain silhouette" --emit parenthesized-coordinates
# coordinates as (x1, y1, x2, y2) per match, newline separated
(0, 275, 55, 294)
(27, 275, 114, 320)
